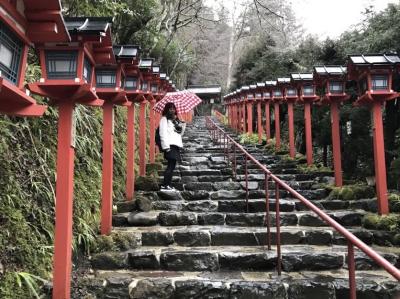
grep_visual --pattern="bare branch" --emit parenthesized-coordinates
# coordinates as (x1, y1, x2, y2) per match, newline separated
(253, 0, 284, 19)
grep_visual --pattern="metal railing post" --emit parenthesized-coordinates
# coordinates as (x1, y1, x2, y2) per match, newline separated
(265, 173, 271, 250)
(348, 242, 357, 299)
(275, 183, 281, 275)
(233, 145, 237, 180)
(245, 155, 249, 213)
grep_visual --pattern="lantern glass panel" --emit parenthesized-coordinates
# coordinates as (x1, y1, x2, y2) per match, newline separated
(125, 77, 137, 90)
(46, 51, 78, 79)
(263, 92, 270, 98)
(372, 74, 388, 90)
(286, 88, 297, 96)
(96, 69, 116, 88)
(0, 22, 23, 85)
(329, 81, 343, 94)
(151, 84, 158, 93)
(273, 89, 282, 97)
(303, 85, 314, 96)
(83, 57, 92, 83)
(141, 81, 148, 91)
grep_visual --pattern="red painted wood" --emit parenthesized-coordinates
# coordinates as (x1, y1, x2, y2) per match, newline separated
(125, 104, 136, 201)
(52, 102, 75, 299)
(16, 45, 28, 89)
(242, 103, 246, 133)
(139, 100, 147, 176)
(100, 102, 114, 235)
(304, 102, 313, 165)
(149, 98, 156, 163)
(372, 102, 389, 214)
(265, 102, 270, 140)
(247, 102, 253, 134)
(330, 101, 343, 187)
(257, 101, 262, 143)
(274, 102, 280, 151)
(288, 102, 295, 158)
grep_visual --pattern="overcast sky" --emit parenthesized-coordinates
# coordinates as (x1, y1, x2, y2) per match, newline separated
(204, 0, 398, 39)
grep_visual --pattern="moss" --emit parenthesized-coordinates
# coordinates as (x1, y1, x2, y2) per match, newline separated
(327, 184, 375, 201)
(111, 232, 138, 251)
(297, 163, 332, 174)
(362, 213, 400, 232)
(135, 176, 159, 191)
(389, 193, 400, 212)
(238, 133, 263, 145)
(146, 163, 163, 177)
(91, 232, 138, 254)
(0, 272, 32, 299)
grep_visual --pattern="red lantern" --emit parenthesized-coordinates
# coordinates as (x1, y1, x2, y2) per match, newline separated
(0, 1, 68, 116)
(347, 54, 400, 214)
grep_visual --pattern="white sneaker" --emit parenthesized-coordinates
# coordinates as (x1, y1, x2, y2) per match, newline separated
(160, 185, 176, 191)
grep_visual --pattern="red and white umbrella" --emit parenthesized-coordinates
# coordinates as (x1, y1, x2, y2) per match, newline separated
(153, 90, 202, 114)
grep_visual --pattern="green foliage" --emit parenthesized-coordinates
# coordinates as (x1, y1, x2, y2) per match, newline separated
(91, 232, 138, 253)
(327, 184, 375, 201)
(297, 163, 332, 174)
(362, 213, 400, 232)
(238, 133, 263, 145)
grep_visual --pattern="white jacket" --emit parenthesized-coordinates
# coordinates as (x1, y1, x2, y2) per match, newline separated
(159, 116, 186, 150)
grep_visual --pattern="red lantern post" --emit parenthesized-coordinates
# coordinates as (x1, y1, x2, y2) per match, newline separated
(137, 58, 154, 176)
(28, 17, 114, 299)
(264, 81, 275, 141)
(148, 65, 162, 163)
(272, 79, 287, 151)
(124, 54, 143, 201)
(347, 54, 400, 215)
(283, 83, 299, 158)
(246, 85, 256, 134)
(0, 1, 70, 116)
(96, 45, 139, 235)
(255, 83, 265, 143)
(291, 73, 320, 165)
(314, 66, 349, 187)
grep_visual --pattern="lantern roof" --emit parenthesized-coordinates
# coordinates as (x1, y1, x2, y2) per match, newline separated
(277, 77, 291, 84)
(113, 45, 140, 59)
(314, 65, 347, 76)
(291, 73, 313, 82)
(65, 17, 112, 35)
(160, 73, 167, 79)
(152, 66, 160, 74)
(265, 80, 277, 86)
(348, 53, 400, 66)
(257, 83, 265, 87)
(65, 17, 114, 64)
(241, 86, 250, 91)
(249, 84, 257, 90)
(139, 58, 154, 69)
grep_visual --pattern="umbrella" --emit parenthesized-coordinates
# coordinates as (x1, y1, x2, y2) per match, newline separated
(153, 90, 202, 114)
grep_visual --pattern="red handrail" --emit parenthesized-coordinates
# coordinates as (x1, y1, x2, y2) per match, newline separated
(205, 116, 400, 296)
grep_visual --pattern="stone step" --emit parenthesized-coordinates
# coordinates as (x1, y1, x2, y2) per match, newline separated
(90, 244, 399, 273)
(111, 225, 395, 247)
(82, 269, 399, 299)
(112, 210, 366, 228)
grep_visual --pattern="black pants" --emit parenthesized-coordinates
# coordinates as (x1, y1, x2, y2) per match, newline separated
(163, 145, 180, 186)
(163, 159, 176, 186)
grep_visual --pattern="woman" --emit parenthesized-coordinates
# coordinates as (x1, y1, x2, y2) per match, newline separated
(159, 102, 185, 191)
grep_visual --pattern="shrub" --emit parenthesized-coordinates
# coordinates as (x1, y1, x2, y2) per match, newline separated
(328, 184, 375, 201)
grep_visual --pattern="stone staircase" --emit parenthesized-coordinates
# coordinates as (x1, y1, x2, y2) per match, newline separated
(79, 117, 400, 299)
